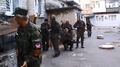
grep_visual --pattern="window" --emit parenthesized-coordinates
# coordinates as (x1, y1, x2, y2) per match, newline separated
(109, 15, 116, 21)
(61, 3, 64, 7)
(98, 3, 100, 8)
(96, 16, 99, 21)
(77, 13, 80, 18)
(96, 16, 104, 22)
(106, 2, 118, 8)
(35, 0, 38, 6)
(6, 0, 11, 11)
(92, 1, 95, 8)
(85, 4, 91, 10)
(38, 0, 41, 14)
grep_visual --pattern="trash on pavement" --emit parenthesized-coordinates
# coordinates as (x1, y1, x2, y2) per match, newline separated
(97, 35, 104, 39)
(99, 45, 114, 49)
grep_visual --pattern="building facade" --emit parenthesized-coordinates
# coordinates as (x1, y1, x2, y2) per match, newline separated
(93, 0, 120, 29)
(80, 0, 120, 29)
(80, 0, 94, 26)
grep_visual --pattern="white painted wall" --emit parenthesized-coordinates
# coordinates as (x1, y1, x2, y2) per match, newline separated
(93, 0, 106, 13)
(94, 14, 120, 26)
(74, 0, 80, 5)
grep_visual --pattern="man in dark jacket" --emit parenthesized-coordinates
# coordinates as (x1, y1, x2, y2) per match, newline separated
(86, 20, 93, 37)
(50, 15, 61, 58)
(73, 17, 85, 48)
(41, 19, 51, 51)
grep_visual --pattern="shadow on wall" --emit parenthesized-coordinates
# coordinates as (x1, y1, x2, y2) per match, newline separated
(0, 32, 16, 53)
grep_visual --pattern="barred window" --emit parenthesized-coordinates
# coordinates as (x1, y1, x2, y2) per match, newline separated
(38, 0, 41, 14)
(6, 0, 11, 11)
(77, 13, 80, 18)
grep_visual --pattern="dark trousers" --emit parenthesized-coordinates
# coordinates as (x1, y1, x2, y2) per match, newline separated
(17, 55, 24, 67)
(76, 32, 84, 47)
(42, 35, 49, 50)
(62, 39, 73, 50)
(50, 34, 60, 54)
(87, 28, 92, 37)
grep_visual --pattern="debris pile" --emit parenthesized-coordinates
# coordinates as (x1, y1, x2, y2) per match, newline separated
(97, 35, 104, 39)
(0, 50, 17, 67)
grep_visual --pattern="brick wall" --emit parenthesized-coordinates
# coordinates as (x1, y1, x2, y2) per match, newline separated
(0, 0, 6, 12)
(48, 10, 76, 26)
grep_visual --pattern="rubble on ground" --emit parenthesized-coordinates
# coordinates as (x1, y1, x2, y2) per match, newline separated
(0, 50, 17, 67)
(99, 45, 114, 49)
(97, 35, 104, 39)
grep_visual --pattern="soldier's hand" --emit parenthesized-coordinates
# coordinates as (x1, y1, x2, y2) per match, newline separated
(49, 29, 51, 31)
(21, 61, 27, 67)
(42, 27, 44, 29)
(16, 49, 19, 56)
(58, 35, 61, 39)
(71, 40, 73, 42)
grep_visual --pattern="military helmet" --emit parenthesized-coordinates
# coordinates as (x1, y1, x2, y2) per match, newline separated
(51, 15, 56, 19)
(13, 7, 28, 16)
(44, 18, 48, 21)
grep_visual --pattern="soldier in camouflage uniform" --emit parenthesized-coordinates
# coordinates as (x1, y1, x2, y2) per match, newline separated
(62, 28, 73, 51)
(65, 21, 72, 34)
(50, 15, 61, 58)
(61, 20, 66, 30)
(60, 20, 66, 42)
(14, 7, 42, 67)
(74, 17, 85, 48)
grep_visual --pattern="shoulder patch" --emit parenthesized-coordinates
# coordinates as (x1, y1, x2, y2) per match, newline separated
(36, 43, 42, 49)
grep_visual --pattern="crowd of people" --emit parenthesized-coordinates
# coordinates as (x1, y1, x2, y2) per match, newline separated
(14, 7, 93, 67)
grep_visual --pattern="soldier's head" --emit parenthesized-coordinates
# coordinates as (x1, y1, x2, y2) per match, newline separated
(50, 15, 56, 21)
(14, 7, 28, 27)
(61, 20, 65, 24)
(77, 17, 81, 21)
(44, 18, 48, 23)
(88, 20, 90, 23)
(66, 21, 69, 25)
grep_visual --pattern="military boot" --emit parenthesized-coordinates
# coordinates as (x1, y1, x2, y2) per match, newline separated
(81, 42, 84, 48)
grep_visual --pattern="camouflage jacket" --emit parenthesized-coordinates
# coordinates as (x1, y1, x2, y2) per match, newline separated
(73, 21, 85, 32)
(15, 21, 42, 65)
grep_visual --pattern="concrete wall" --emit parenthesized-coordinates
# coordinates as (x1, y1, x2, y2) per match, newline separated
(47, 10, 77, 26)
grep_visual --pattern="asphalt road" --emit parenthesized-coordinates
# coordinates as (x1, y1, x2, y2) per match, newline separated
(41, 29, 120, 67)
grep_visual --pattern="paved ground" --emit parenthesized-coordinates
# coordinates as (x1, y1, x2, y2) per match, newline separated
(41, 29, 120, 67)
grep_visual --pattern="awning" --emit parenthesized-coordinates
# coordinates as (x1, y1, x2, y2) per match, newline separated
(84, 15, 94, 18)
